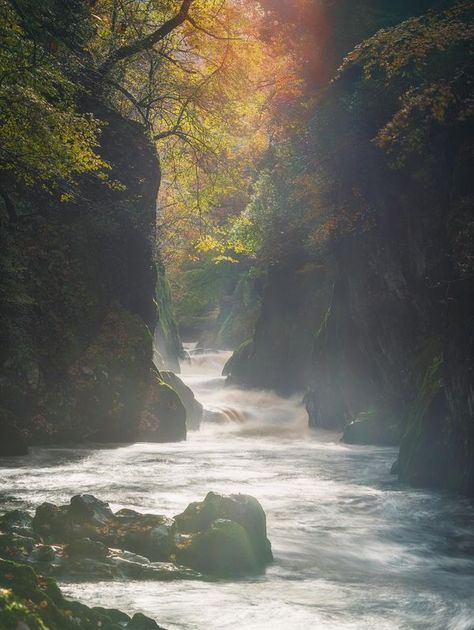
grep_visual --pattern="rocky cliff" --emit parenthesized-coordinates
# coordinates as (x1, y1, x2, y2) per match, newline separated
(0, 100, 184, 449)
(225, 2, 474, 494)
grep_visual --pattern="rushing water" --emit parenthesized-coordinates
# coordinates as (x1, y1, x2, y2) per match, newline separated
(1, 349, 474, 629)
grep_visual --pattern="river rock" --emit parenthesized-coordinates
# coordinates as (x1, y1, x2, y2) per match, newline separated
(0, 509, 35, 538)
(66, 537, 108, 559)
(70, 494, 114, 526)
(176, 518, 257, 576)
(175, 491, 273, 570)
(113, 511, 175, 562)
(33, 495, 114, 542)
(128, 612, 165, 630)
(5, 492, 272, 581)
(140, 368, 187, 442)
(0, 532, 36, 562)
(160, 370, 203, 430)
(0, 557, 165, 629)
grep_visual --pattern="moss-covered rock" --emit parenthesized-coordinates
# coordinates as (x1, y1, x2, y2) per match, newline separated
(176, 519, 257, 577)
(160, 371, 203, 430)
(140, 368, 187, 442)
(175, 491, 273, 570)
(0, 558, 146, 629)
(33, 304, 152, 444)
(2, 491, 272, 581)
(397, 346, 471, 492)
(128, 612, 165, 630)
(222, 338, 254, 378)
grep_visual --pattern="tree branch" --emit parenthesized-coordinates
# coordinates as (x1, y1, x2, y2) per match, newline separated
(98, 0, 193, 76)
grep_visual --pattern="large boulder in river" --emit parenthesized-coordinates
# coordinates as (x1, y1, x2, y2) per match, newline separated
(18, 492, 272, 580)
(175, 491, 273, 571)
(176, 518, 258, 576)
(160, 370, 203, 430)
(33, 495, 115, 543)
(140, 368, 187, 442)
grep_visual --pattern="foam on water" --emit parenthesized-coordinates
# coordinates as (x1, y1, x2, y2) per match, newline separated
(0, 349, 473, 629)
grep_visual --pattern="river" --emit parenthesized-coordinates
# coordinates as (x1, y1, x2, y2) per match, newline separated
(1, 350, 474, 629)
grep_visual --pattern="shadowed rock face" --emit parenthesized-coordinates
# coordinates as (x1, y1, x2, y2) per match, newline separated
(175, 491, 273, 573)
(223, 4, 474, 496)
(0, 99, 182, 450)
(2, 492, 272, 581)
(140, 369, 187, 443)
(160, 371, 203, 431)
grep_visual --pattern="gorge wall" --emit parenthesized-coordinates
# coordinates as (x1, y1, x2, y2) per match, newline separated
(225, 1, 474, 495)
(0, 99, 184, 449)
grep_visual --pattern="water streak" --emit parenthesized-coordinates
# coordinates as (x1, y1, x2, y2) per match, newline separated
(0, 349, 473, 629)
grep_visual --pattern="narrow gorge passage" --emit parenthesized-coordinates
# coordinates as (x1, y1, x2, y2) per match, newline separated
(1, 351, 473, 630)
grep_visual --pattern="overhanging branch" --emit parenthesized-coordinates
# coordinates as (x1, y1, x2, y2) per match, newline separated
(98, 0, 193, 76)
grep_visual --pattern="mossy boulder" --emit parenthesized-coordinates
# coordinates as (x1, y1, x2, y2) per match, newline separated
(0, 558, 148, 629)
(175, 491, 273, 572)
(140, 368, 187, 442)
(128, 612, 165, 630)
(113, 510, 175, 562)
(176, 519, 257, 576)
(160, 371, 203, 430)
(33, 495, 114, 543)
(0, 510, 34, 538)
(32, 495, 176, 564)
(2, 492, 272, 581)
(66, 537, 108, 560)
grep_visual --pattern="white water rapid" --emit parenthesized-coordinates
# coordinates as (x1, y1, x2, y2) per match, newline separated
(1, 349, 473, 629)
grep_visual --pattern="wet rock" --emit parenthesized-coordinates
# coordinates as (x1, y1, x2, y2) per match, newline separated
(128, 612, 165, 630)
(0, 557, 148, 629)
(8, 491, 272, 581)
(114, 512, 175, 561)
(69, 494, 114, 527)
(176, 519, 257, 576)
(30, 543, 58, 564)
(57, 556, 116, 580)
(160, 370, 203, 430)
(66, 537, 108, 559)
(0, 509, 35, 538)
(33, 501, 73, 541)
(0, 532, 36, 562)
(92, 606, 131, 625)
(175, 491, 273, 567)
(33, 495, 113, 543)
(140, 368, 187, 442)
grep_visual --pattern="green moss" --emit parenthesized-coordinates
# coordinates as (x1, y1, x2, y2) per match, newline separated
(36, 303, 152, 443)
(154, 258, 182, 370)
(140, 368, 187, 442)
(176, 519, 257, 577)
(222, 338, 254, 377)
